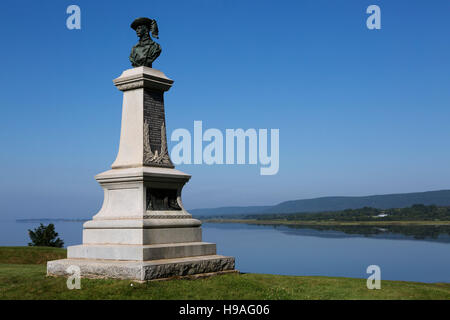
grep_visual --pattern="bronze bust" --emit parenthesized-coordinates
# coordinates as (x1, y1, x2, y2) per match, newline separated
(129, 17, 161, 68)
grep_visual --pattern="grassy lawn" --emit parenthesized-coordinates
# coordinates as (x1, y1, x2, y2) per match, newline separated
(0, 246, 66, 264)
(0, 247, 449, 300)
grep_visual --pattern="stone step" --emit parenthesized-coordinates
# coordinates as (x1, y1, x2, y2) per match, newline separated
(67, 242, 216, 261)
(47, 255, 236, 281)
(82, 226, 202, 245)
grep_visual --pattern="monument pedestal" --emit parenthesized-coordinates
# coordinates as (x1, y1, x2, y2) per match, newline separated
(47, 67, 235, 281)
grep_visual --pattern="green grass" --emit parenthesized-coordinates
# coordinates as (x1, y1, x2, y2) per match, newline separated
(0, 246, 66, 264)
(0, 247, 449, 300)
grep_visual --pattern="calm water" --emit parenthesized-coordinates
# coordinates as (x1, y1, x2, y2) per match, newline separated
(1, 220, 450, 283)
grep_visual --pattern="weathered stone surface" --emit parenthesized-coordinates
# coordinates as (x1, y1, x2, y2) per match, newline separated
(47, 259, 142, 280)
(67, 242, 217, 261)
(47, 255, 235, 281)
(142, 256, 235, 280)
(82, 226, 202, 245)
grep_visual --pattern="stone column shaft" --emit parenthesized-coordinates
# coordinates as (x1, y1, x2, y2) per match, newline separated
(112, 67, 174, 169)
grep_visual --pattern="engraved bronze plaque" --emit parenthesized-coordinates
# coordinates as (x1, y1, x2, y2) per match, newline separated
(143, 88, 173, 167)
(143, 89, 165, 153)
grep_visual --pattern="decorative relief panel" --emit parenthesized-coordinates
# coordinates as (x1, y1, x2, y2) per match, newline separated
(146, 188, 182, 211)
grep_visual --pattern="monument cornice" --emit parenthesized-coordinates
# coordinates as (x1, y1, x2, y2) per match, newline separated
(113, 66, 174, 92)
(95, 167, 191, 185)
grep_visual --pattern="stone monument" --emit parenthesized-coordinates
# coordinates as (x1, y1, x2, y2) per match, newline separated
(47, 17, 235, 281)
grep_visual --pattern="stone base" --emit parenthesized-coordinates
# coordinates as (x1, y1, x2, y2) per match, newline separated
(67, 242, 217, 261)
(82, 225, 202, 245)
(47, 255, 235, 281)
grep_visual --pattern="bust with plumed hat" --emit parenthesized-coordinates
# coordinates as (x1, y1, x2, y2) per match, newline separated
(129, 17, 161, 68)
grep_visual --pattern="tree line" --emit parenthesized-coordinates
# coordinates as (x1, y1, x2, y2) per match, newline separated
(206, 204, 450, 222)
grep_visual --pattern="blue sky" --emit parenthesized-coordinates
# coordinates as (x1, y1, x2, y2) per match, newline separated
(0, 0, 449, 219)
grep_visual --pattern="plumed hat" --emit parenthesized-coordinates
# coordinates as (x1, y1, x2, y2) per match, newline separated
(130, 17, 159, 39)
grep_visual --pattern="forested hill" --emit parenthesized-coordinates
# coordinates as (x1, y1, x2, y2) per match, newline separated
(190, 190, 450, 217)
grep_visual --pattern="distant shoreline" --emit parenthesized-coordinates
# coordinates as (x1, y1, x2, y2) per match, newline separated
(16, 219, 89, 223)
(14, 218, 450, 226)
(203, 219, 450, 226)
